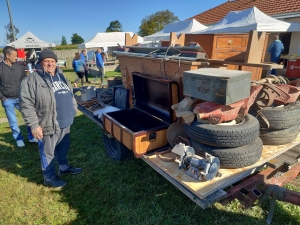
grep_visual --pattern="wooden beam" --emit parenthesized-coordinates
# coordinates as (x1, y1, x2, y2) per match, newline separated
(244, 30, 267, 64)
(170, 32, 185, 46)
(125, 33, 138, 46)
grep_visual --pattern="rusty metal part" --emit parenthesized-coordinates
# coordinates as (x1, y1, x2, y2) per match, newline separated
(155, 147, 177, 162)
(252, 75, 289, 85)
(220, 147, 300, 209)
(273, 84, 300, 105)
(239, 85, 263, 115)
(220, 164, 300, 208)
(167, 122, 189, 147)
(266, 163, 300, 187)
(174, 136, 190, 146)
(193, 101, 244, 124)
(192, 84, 266, 125)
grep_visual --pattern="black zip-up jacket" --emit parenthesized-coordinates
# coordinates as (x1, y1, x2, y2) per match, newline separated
(0, 61, 26, 102)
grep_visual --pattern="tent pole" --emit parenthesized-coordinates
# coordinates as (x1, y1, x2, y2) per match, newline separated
(6, 0, 16, 41)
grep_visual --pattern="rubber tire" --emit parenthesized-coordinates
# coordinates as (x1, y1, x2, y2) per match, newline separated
(101, 132, 133, 161)
(259, 123, 300, 145)
(249, 101, 300, 129)
(190, 138, 263, 169)
(184, 114, 260, 148)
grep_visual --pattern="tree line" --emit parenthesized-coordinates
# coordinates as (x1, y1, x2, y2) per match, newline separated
(3, 10, 179, 46)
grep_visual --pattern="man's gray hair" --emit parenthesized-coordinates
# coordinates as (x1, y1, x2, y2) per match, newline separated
(3, 46, 17, 59)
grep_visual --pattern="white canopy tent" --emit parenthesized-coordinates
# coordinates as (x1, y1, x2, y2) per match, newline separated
(143, 19, 207, 41)
(193, 7, 300, 34)
(7, 31, 56, 48)
(78, 32, 144, 49)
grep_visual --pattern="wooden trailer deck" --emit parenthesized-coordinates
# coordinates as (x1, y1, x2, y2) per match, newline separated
(76, 103, 300, 209)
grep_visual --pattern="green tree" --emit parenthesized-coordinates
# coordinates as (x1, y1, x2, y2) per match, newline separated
(106, 20, 123, 32)
(4, 22, 19, 43)
(71, 33, 84, 44)
(61, 36, 67, 45)
(138, 10, 179, 37)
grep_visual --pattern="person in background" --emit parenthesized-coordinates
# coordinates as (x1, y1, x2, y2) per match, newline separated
(72, 52, 86, 87)
(0, 46, 37, 147)
(19, 48, 81, 188)
(95, 48, 104, 84)
(101, 52, 107, 80)
(267, 35, 284, 75)
(80, 49, 90, 83)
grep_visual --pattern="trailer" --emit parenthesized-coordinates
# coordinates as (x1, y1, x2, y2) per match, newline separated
(74, 31, 300, 223)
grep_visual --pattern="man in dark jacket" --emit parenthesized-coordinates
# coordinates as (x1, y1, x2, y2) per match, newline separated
(19, 48, 81, 188)
(0, 46, 37, 147)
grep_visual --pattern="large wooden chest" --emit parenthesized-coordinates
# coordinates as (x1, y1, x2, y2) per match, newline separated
(103, 73, 179, 157)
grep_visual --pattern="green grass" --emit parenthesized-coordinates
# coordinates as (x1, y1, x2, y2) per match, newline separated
(0, 73, 299, 224)
(62, 68, 122, 87)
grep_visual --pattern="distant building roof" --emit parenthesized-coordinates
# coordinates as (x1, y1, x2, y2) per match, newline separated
(190, 0, 300, 25)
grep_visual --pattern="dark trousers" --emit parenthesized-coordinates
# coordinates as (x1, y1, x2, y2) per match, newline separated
(38, 127, 70, 178)
(84, 68, 89, 82)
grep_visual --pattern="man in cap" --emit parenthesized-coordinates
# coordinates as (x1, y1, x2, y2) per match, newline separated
(0, 46, 37, 147)
(19, 48, 81, 187)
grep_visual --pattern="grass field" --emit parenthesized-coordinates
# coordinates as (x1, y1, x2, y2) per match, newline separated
(0, 69, 299, 224)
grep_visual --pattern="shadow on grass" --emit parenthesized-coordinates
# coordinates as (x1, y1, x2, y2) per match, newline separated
(0, 114, 299, 224)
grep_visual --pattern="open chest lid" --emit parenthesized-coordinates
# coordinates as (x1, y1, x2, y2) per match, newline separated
(132, 72, 179, 124)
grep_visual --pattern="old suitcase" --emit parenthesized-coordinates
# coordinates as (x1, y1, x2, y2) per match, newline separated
(183, 68, 251, 105)
(102, 72, 179, 157)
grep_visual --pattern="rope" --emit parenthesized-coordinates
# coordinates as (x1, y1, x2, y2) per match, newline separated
(253, 185, 286, 225)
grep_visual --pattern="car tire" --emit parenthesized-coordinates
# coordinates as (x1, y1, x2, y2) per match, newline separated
(184, 114, 260, 148)
(249, 101, 300, 129)
(101, 132, 133, 161)
(190, 138, 263, 169)
(259, 123, 300, 145)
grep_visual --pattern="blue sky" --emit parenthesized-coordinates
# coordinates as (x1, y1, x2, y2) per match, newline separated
(0, 0, 226, 46)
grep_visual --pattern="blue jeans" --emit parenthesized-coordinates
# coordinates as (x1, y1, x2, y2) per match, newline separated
(1, 98, 34, 141)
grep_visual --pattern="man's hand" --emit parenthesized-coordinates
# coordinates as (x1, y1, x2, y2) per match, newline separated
(31, 126, 43, 140)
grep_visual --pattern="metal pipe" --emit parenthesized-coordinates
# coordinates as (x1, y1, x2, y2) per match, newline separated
(6, 0, 16, 41)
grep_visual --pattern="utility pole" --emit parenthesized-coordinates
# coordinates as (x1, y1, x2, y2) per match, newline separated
(6, 0, 16, 41)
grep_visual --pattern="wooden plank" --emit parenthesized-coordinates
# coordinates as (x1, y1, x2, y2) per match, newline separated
(142, 155, 227, 209)
(170, 32, 185, 46)
(208, 59, 284, 69)
(244, 31, 267, 64)
(125, 33, 138, 46)
(145, 133, 300, 199)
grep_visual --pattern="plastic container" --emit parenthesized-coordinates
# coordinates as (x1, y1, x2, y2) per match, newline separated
(286, 59, 300, 78)
(80, 86, 92, 101)
(88, 86, 96, 98)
